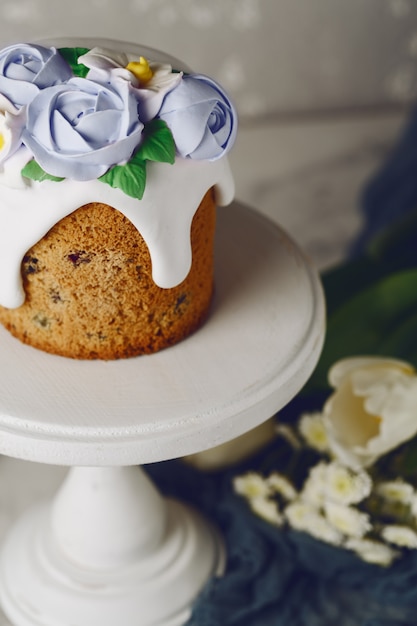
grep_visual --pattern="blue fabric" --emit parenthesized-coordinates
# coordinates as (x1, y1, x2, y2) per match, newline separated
(146, 456, 417, 625)
(352, 105, 417, 256)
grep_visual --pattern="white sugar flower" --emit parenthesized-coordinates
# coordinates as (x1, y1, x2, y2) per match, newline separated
(324, 501, 371, 538)
(0, 94, 25, 164)
(381, 524, 417, 548)
(323, 357, 417, 470)
(376, 480, 415, 504)
(285, 500, 343, 545)
(249, 496, 284, 526)
(78, 47, 182, 121)
(233, 472, 270, 499)
(266, 472, 297, 501)
(345, 537, 399, 566)
(299, 412, 329, 452)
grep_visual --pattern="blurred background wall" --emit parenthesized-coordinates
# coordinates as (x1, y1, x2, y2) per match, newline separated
(0, 0, 416, 121)
(0, 0, 415, 270)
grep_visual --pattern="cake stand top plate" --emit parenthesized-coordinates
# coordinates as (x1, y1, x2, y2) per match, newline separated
(0, 203, 325, 467)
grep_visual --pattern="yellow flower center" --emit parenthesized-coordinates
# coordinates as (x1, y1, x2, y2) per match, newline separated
(0, 133, 4, 151)
(126, 57, 153, 84)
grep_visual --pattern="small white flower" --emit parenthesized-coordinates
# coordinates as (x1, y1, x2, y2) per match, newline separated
(299, 412, 329, 452)
(345, 538, 399, 566)
(324, 501, 371, 538)
(0, 94, 25, 167)
(301, 462, 328, 506)
(285, 500, 343, 545)
(249, 496, 283, 526)
(376, 480, 415, 504)
(323, 357, 417, 470)
(266, 472, 297, 501)
(381, 524, 417, 549)
(285, 499, 317, 529)
(233, 472, 270, 499)
(301, 461, 371, 507)
(325, 462, 372, 505)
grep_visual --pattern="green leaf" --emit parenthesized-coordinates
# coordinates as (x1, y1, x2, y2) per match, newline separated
(58, 47, 90, 78)
(21, 160, 64, 182)
(307, 268, 417, 392)
(389, 436, 417, 479)
(98, 121, 175, 199)
(99, 159, 147, 200)
(136, 119, 176, 164)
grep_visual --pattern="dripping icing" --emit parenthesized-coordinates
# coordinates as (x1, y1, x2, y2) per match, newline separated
(0, 157, 234, 309)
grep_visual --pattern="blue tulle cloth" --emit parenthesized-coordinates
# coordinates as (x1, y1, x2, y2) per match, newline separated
(146, 458, 417, 626)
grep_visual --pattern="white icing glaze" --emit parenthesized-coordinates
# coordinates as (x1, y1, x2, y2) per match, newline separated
(0, 157, 234, 309)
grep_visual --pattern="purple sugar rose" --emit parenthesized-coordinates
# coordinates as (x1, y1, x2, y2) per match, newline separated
(0, 43, 72, 107)
(157, 74, 237, 161)
(22, 77, 144, 180)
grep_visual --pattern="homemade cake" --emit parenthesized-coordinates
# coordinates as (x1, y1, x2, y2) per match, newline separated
(0, 41, 237, 359)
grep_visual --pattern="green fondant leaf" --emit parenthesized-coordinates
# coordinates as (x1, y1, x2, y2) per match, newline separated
(99, 160, 147, 200)
(21, 160, 64, 183)
(58, 47, 90, 78)
(99, 121, 175, 199)
(136, 119, 176, 165)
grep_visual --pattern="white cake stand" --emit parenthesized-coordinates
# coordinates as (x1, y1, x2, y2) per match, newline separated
(0, 203, 325, 626)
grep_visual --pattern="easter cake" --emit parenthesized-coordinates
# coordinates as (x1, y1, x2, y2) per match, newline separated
(0, 42, 236, 359)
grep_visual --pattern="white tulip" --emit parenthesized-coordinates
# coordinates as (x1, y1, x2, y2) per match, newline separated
(323, 357, 417, 470)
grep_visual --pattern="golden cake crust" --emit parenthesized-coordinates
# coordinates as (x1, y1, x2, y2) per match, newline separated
(0, 189, 216, 359)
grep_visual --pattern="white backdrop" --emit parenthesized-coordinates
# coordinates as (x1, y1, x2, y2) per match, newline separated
(0, 0, 416, 120)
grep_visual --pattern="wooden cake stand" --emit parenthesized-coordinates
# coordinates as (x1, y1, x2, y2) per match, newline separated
(0, 203, 325, 626)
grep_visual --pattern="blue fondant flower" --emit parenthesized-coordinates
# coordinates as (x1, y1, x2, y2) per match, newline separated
(0, 43, 72, 107)
(22, 77, 144, 181)
(157, 74, 237, 160)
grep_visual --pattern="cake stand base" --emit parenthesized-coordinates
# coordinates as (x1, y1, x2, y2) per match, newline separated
(0, 203, 325, 625)
(0, 466, 224, 626)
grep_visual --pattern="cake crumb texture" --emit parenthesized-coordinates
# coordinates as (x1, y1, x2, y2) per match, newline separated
(0, 190, 216, 359)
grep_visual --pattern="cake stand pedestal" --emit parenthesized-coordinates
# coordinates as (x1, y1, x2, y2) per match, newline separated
(0, 203, 325, 626)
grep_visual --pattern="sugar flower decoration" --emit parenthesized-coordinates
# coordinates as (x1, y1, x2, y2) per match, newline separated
(323, 357, 417, 470)
(0, 43, 71, 107)
(22, 76, 144, 181)
(158, 74, 238, 161)
(0, 94, 25, 165)
(78, 47, 182, 121)
(0, 43, 237, 195)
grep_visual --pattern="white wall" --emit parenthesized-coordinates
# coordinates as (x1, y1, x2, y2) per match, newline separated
(0, 0, 416, 120)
